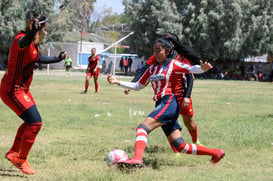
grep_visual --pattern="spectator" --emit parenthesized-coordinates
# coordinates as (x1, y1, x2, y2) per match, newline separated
(101, 60, 107, 74)
(239, 63, 245, 80)
(123, 56, 129, 75)
(270, 61, 273, 83)
(106, 61, 113, 74)
(249, 63, 258, 81)
(128, 56, 133, 73)
(119, 57, 124, 72)
(257, 61, 263, 74)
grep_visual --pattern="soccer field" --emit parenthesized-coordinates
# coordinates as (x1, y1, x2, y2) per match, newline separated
(0, 71, 272, 181)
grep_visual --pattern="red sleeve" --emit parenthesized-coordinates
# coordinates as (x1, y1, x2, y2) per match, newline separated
(146, 55, 156, 66)
(182, 57, 190, 65)
(173, 60, 191, 74)
(138, 66, 151, 86)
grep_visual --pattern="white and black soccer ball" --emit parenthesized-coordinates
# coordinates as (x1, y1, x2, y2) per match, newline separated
(106, 149, 128, 166)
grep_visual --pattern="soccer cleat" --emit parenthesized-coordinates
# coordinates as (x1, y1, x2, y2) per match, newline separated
(193, 140, 203, 146)
(5, 151, 19, 161)
(117, 158, 143, 168)
(211, 149, 225, 164)
(8, 156, 35, 175)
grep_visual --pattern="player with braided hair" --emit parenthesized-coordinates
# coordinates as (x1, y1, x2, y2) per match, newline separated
(107, 38, 225, 168)
(126, 33, 203, 153)
(0, 11, 67, 175)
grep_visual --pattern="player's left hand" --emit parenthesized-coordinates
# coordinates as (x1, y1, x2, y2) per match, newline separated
(200, 60, 213, 71)
(182, 97, 190, 107)
(59, 51, 67, 60)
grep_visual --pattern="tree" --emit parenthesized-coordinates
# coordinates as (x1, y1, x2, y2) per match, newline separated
(0, 0, 25, 58)
(0, 0, 97, 63)
(123, 0, 181, 58)
(124, 0, 273, 62)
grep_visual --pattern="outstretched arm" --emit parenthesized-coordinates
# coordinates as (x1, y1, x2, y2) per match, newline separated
(38, 52, 67, 64)
(107, 74, 145, 91)
(175, 60, 213, 74)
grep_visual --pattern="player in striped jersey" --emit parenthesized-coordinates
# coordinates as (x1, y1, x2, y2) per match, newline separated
(107, 38, 225, 168)
(0, 11, 66, 174)
(126, 33, 203, 151)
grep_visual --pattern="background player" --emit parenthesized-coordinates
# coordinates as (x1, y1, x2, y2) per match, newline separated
(83, 48, 100, 93)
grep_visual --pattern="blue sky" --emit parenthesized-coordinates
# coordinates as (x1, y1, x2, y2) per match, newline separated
(94, 0, 124, 14)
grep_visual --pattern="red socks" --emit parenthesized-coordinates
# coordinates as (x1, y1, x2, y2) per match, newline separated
(176, 142, 218, 156)
(85, 82, 89, 92)
(95, 82, 98, 93)
(188, 123, 198, 143)
(10, 122, 28, 153)
(19, 123, 42, 159)
(133, 128, 148, 160)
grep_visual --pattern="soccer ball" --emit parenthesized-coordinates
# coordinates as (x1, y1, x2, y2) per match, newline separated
(106, 149, 128, 166)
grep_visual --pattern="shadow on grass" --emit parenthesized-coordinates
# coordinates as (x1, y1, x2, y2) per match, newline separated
(266, 114, 273, 118)
(124, 145, 171, 170)
(0, 166, 25, 178)
(255, 113, 273, 119)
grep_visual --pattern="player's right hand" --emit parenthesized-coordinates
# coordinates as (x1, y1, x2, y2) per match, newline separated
(124, 89, 130, 95)
(107, 74, 120, 85)
(32, 19, 40, 31)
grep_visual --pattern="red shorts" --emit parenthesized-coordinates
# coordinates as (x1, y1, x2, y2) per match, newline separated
(0, 87, 35, 116)
(87, 68, 99, 79)
(177, 97, 194, 116)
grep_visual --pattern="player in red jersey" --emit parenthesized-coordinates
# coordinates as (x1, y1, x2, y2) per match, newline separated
(107, 38, 225, 168)
(0, 11, 66, 175)
(127, 33, 202, 152)
(83, 48, 100, 93)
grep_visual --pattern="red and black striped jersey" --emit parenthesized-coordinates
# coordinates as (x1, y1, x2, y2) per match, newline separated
(1, 31, 40, 92)
(88, 55, 100, 71)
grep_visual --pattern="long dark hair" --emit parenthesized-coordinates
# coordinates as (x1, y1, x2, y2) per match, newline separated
(162, 32, 200, 65)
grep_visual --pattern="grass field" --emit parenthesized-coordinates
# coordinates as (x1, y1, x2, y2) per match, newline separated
(0, 71, 272, 181)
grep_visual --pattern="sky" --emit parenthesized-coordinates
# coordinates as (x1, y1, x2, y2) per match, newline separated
(94, 0, 125, 14)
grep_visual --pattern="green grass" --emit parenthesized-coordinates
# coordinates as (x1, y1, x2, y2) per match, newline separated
(0, 71, 272, 181)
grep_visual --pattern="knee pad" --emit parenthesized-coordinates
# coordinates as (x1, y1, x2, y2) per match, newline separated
(171, 137, 185, 148)
(19, 105, 42, 124)
(137, 124, 150, 135)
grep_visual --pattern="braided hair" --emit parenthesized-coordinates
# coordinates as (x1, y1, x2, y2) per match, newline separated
(161, 32, 201, 65)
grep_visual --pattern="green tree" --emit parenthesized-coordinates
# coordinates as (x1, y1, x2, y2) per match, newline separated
(0, 0, 25, 57)
(0, 0, 97, 63)
(124, 0, 273, 62)
(123, 0, 181, 58)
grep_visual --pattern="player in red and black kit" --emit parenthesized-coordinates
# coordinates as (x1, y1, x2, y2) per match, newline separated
(83, 48, 100, 93)
(127, 33, 202, 153)
(0, 11, 66, 175)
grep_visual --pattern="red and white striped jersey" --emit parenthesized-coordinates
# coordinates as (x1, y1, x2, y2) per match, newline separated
(119, 58, 204, 101)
